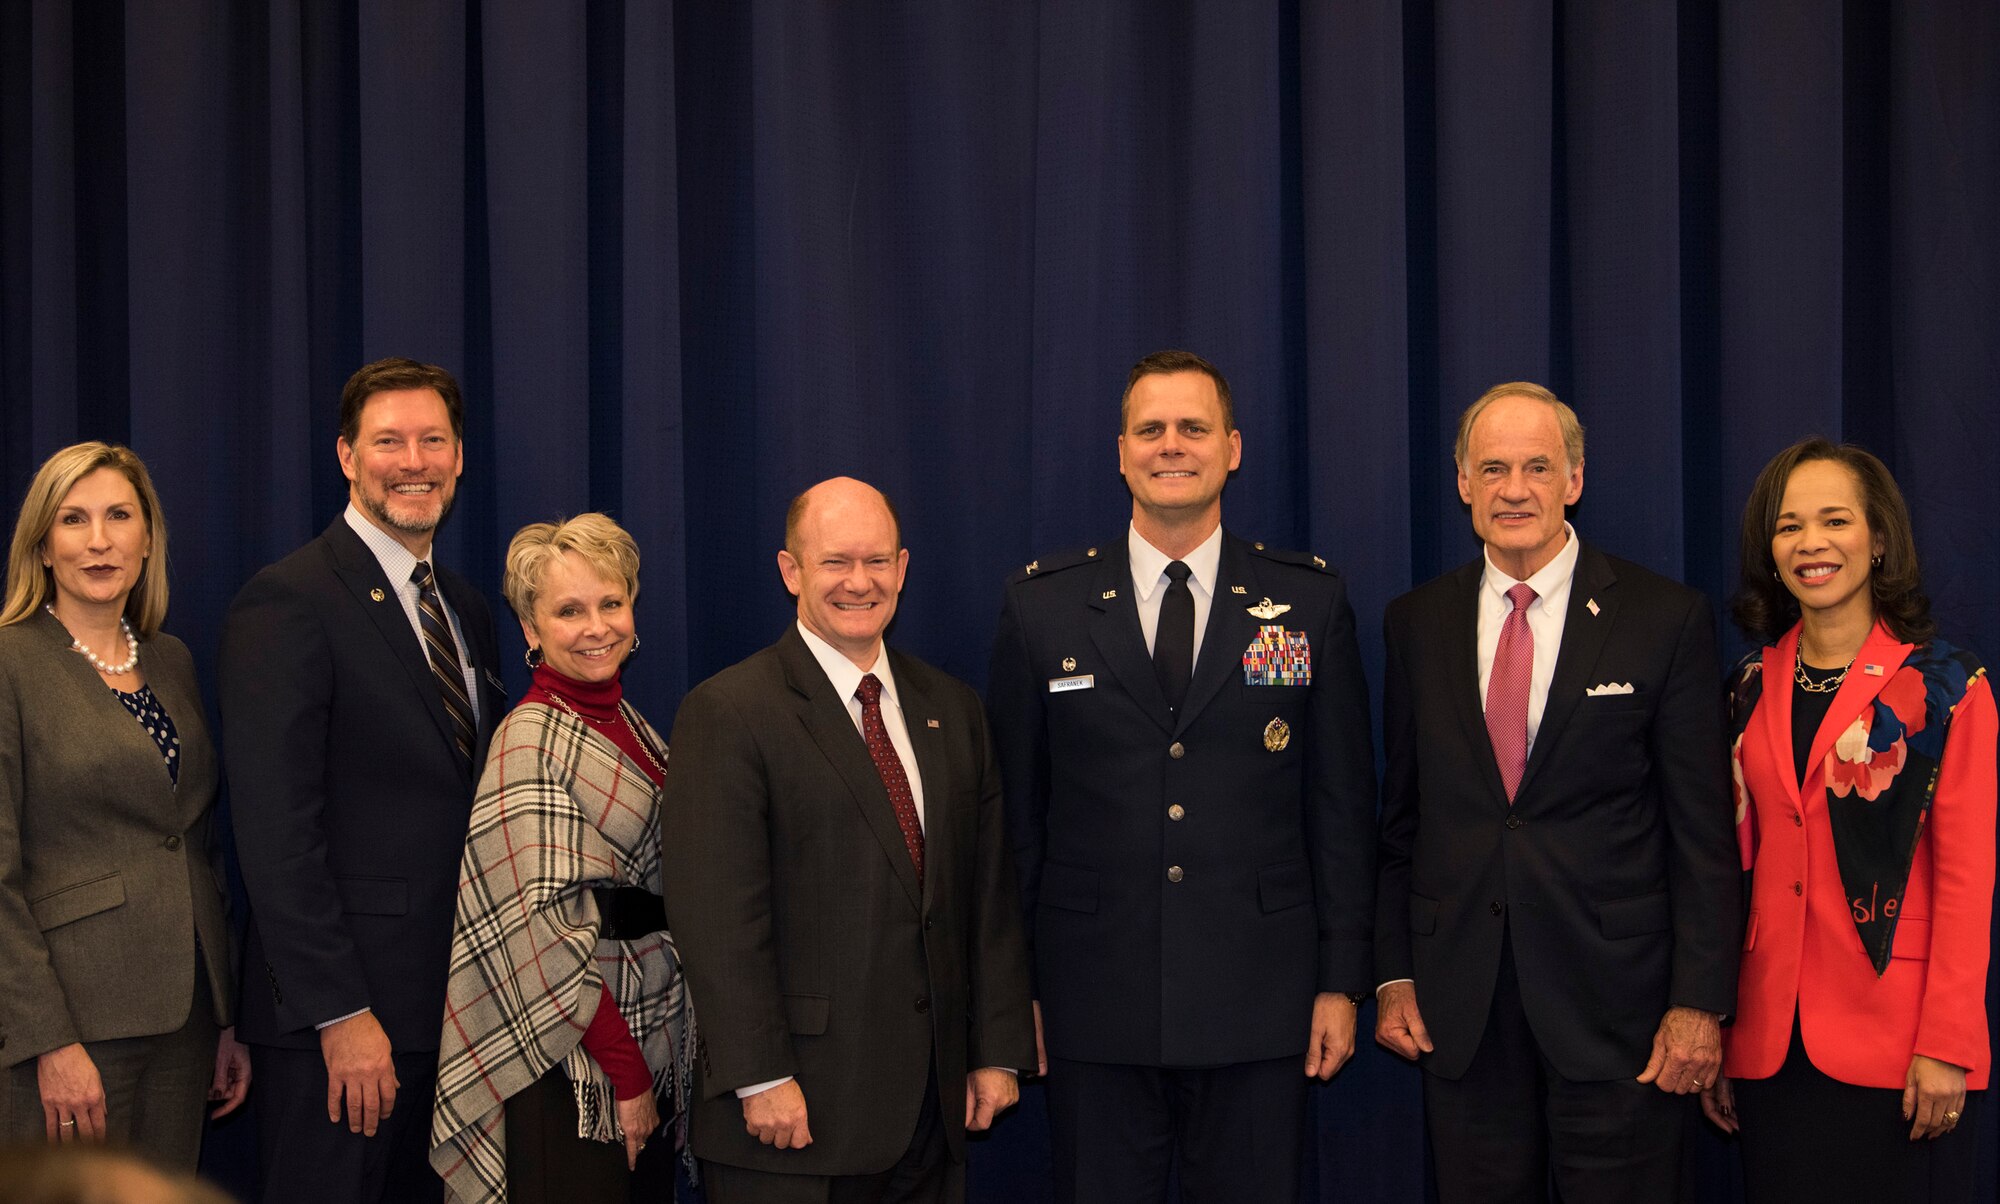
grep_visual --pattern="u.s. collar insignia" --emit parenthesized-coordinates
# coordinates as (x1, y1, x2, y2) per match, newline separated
(369, 588, 386, 602)
(1101, 589, 1117, 600)
(1230, 585, 1248, 595)
(1247, 597, 1292, 620)
(1263, 716, 1291, 752)
(1062, 656, 1077, 672)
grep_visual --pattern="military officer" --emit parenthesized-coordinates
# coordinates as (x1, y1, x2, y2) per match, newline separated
(986, 349, 1378, 1203)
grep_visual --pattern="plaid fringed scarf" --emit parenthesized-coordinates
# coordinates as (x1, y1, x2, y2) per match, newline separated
(428, 701, 692, 1203)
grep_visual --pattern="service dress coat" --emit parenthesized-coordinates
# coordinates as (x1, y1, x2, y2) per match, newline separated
(660, 626, 1036, 1178)
(1374, 543, 1742, 1081)
(1725, 622, 1996, 1089)
(0, 612, 234, 1088)
(986, 533, 1378, 1067)
(221, 516, 506, 1053)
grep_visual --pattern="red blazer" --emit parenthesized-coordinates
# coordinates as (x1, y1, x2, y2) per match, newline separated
(1724, 621, 1996, 1089)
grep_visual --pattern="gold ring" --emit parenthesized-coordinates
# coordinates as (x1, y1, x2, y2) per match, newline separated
(1945, 1110, 1961, 1122)
(60, 1119, 76, 1128)
(1691, 1079, 1703, 1089)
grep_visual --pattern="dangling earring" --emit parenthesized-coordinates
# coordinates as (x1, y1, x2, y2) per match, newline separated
(626, 634, 641, 660)
(524, 645, 544, 669)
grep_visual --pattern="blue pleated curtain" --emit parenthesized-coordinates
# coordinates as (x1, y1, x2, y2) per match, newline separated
(3, 2, 1996, 1200)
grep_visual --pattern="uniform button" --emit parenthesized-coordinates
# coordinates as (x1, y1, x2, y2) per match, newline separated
(1168, 805, 1185, 821)
(164, 835, 182, 851)
(1505, 815, 1522, 830)
(1167, 866, 1184, 883)
(1793, 881, 1803, 896)
(914, 996, 930, 1014)
(1489, 901, 1503, 916)
(1793, 812, 1802, 826)
(1168, 742, 1185, 759)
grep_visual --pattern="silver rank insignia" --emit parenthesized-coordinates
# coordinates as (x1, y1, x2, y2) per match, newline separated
(1246, 597, 1292, 620)
(1263, 717, 1291, 752)
(1062, 657, 1077, 672)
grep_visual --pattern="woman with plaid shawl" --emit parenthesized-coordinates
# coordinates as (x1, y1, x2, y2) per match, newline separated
(429, 514, 691, 1204)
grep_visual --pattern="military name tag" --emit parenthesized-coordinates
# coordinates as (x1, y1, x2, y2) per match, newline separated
(1048, 675, 1095, 694)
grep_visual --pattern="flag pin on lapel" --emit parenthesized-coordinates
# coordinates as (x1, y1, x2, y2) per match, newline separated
(1586, 598, 1600, 617)
(1863, 664, 1883, 676)
(926, 718, 940, 728)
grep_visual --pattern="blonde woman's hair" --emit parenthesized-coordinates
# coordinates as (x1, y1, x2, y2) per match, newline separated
(502, 512, 642, 627)
(1, 442, 171, 637)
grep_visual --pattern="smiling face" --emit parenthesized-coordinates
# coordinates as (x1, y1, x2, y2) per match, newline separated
(1118, 370, 1242, 536)
(336, 387, 463, 555)
(777, 478, 908, 670)
(41, 467, 152, 619)
(522, 550, 636, 685)
(1457, 393, 1584, 580)
(1771, 458, 1882, 632)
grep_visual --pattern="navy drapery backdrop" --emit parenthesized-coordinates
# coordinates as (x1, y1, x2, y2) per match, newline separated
(4, 2, 1997, 1200)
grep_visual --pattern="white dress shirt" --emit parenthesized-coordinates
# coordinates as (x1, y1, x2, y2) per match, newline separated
(1475, 522, 1581, 752)
(1129, 522, 1224, 671)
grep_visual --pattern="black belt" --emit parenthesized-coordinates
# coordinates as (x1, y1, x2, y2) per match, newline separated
(591, 886, 667, 941)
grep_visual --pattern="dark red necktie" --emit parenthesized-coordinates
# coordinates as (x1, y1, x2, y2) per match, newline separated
(857, 673, 924, 887)
(1486, 582, 1537, 802)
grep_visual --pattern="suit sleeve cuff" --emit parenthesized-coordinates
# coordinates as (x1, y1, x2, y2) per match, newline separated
(734, 1076, 793, 1100)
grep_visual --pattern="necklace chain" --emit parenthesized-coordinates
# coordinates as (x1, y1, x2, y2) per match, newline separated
(1795, 652, 1854, 695)
(45, 605, 140, 675)
(543, 689, 667, 781)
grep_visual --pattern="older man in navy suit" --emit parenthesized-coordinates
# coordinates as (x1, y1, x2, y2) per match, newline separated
(1373, 383, 1740, 1202)
(222, 358, 507, 1203)
(987, 350, 1378, 1203)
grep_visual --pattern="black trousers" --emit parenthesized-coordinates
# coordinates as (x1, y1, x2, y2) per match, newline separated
(700, 1066, 954, 1204)
(1733, 1016, 1980, 1203)
(1422, 935, 1688, 1204)
(1044, 1055, 1305, 1204)
(505, 1063, 677, 1204)
(252, 1043, 441, 1204)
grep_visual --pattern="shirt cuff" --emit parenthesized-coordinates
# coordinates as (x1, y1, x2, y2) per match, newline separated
(735, 1076, 794, 1100)
(315, 1006, 371, 1030)
(1375, 978, 1414, 994)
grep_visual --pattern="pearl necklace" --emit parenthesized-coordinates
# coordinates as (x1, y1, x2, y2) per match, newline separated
(542, 689, 667, 781)
(45, 605, 140, 675)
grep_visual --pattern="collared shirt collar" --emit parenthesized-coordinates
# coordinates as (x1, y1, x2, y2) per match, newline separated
(1480, 521, 1581, 605)
(1129, 522, 1224, 602)
(344, 502, 432, 585)
(795, 620, 901, 709)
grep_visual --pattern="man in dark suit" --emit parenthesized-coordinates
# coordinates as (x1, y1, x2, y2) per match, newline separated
(660, 476, 1036, 1204)
(985, 350, 1378, 1203)
(1372, 382, 1740, 1201)
(221, 358, 506, 1203)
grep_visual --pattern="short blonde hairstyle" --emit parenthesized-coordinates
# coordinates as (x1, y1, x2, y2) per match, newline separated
(1, 442, 171, 637)
(502, 513, 641, 626)
(1453, 381, 1586, 473)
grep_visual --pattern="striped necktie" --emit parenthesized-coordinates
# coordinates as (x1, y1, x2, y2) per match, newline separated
(411, 561, 475, 765)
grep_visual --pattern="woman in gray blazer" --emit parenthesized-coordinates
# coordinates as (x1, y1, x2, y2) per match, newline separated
(0, 442, 247, 1168)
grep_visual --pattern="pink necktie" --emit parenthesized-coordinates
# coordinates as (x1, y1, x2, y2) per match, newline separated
(1486, 583, 1537, 802)
(857, 674, 924, 887)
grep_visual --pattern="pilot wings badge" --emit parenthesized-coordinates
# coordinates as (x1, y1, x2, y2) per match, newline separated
(1246, 597, 1292, 620)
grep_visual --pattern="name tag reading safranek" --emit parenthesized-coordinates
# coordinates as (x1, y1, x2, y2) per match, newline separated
(1047, 674, 1095, 694)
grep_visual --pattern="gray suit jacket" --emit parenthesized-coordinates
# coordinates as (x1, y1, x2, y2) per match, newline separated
(0, 610, 234, 1067)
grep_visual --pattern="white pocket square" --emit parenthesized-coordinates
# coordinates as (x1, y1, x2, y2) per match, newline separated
(1585, 682, 1635, 696)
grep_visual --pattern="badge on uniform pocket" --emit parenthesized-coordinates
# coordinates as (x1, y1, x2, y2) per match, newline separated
(1242, 625, 1311, 685)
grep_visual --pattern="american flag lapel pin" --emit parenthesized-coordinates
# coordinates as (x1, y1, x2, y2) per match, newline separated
(926, 718, 940, 728)
(1863, 664, 1884, 676)
(1586, 598, 1600, 617)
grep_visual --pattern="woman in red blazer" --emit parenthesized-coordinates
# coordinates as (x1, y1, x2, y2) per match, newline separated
(1702, 438, 1996, 1201)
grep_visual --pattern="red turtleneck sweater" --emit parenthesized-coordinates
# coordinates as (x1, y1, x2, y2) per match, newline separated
(525, 663, 662, 1100)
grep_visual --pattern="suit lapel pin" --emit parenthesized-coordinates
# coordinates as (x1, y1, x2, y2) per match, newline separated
(1062, 657, 1077, 672)
(370, 588, 386, 602)
(1101, 589, 1117, 600)
(1247, 597, 1292, 620)
(1585, 597, 1600, 617)
(1230, 585, 1248, 595)
(1263, 716, 1291, 752)
(926, 718, 940, 728)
